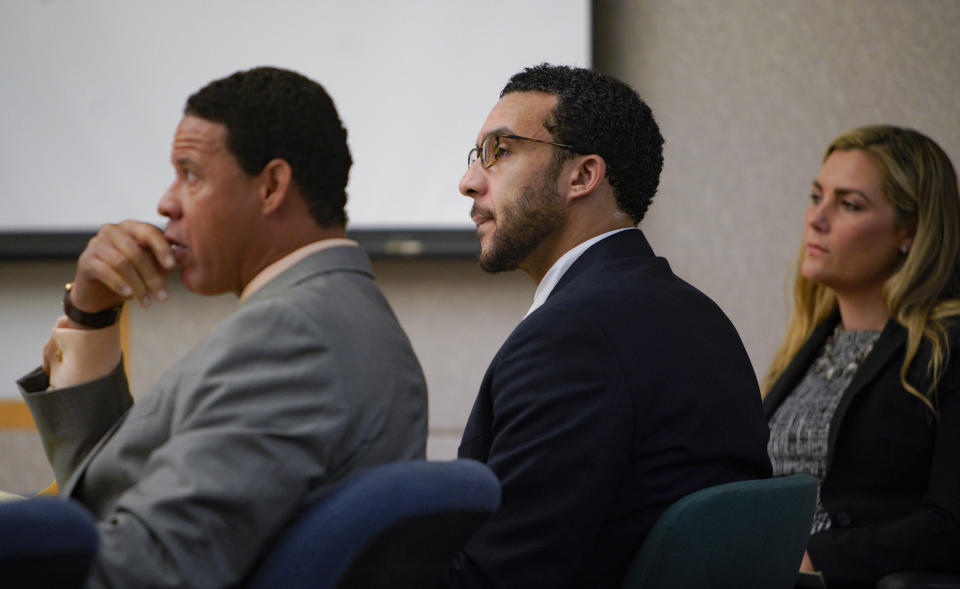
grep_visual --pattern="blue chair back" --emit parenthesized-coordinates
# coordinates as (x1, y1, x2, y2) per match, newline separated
(246, 459, 501, 589)
(0, 497, 99, 589)
(620, 474, 817, 589)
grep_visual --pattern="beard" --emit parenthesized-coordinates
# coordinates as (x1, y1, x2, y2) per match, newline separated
(477, 176, 565, 273)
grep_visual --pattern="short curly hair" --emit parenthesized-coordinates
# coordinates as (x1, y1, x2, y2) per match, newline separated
(501, 64, 664, 223)
(185, 67, 352, 227)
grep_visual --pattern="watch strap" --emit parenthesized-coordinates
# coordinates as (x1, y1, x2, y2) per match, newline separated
(62, 283, 122, 328)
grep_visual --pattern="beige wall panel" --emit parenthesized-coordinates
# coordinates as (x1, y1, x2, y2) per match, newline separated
(0, 431, 53, 494)
(596, 0, 960, 376)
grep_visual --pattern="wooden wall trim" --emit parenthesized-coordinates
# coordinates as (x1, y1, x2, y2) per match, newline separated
(0, 401, 35, 429)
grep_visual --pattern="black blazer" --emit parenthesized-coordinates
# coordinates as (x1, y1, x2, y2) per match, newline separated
(764, 313, 960, 589)
(447, 230, 773, 589)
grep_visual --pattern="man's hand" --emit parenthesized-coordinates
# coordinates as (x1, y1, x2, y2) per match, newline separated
(69, 221, 177, 318)
(42, 317, 70, 374)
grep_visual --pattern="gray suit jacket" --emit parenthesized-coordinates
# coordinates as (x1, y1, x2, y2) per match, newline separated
(19, 245, 428, 588)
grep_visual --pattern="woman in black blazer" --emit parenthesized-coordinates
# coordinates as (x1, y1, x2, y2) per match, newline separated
(762, 126, 960, 588)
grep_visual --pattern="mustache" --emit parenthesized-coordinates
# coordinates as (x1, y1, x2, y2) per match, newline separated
(470, 204, 493, 221)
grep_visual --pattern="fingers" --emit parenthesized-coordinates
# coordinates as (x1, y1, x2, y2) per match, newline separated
(72, 220, 177, 311)
(131, 220, 177, 273)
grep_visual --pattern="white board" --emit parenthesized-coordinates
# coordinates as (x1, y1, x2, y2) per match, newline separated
(0, 0, 590, 232)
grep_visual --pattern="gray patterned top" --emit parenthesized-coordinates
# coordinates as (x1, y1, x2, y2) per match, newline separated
(767, 327, 880, 533)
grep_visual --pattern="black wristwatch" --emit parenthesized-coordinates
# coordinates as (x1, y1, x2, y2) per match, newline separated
(62, 283, 122, 328)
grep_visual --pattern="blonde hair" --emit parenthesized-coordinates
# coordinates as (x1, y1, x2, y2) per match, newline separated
(764, 126, 960, 414)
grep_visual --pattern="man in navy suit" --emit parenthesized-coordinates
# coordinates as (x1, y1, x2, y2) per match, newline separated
(445, 64, 772, 589)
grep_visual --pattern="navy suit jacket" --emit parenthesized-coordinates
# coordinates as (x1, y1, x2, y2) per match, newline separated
(764, 313, 960, 588)
(448, 230, 772, 589)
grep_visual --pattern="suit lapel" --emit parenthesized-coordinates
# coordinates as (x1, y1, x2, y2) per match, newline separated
(825, 319, 905, 470)
(549, 229, 655, 301)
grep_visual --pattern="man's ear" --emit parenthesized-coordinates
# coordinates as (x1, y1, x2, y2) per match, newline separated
(564, 154, 606, 201)
(259, 158, 293, 216)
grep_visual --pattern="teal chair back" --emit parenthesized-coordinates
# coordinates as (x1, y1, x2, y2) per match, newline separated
(620, 474, 817, 589)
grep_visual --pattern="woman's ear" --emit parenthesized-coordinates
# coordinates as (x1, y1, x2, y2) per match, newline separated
(259, 158, 293, 215)
(898, 220, 917, 251)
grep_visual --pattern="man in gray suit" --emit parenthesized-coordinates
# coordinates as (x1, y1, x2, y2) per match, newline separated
(17, 67, 428, 588)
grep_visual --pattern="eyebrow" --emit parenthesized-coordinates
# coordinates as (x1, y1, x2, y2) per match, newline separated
(811, 180, 874, 203)
(476, 127, 514, 145)
(173, 157, 198, 169)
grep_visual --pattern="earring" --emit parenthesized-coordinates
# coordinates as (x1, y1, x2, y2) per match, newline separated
(900, 243, 909, 254)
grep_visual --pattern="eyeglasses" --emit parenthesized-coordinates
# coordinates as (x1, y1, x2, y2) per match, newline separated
(467, 132, 573, 168)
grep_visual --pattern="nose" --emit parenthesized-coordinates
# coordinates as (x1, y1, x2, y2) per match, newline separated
(805, 199, 828, 233)
(157, 183, 182, 220)
(459, 161, 486, 199)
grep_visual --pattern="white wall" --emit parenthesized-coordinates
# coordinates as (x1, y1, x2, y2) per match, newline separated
(0, 261, 73, 398)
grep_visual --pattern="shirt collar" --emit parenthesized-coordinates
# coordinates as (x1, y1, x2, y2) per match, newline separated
(524, 227, 635, 318)
(239, 238, 358, 302)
